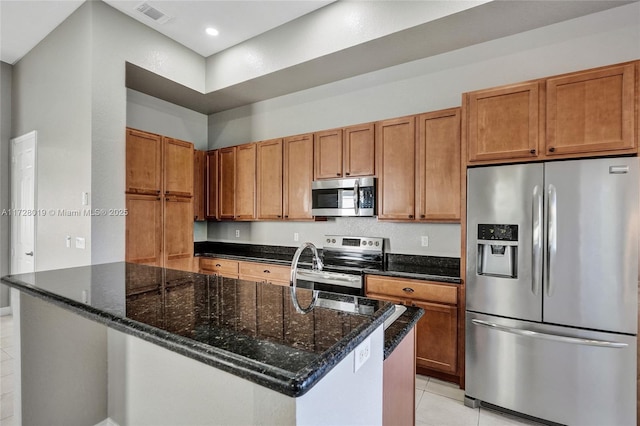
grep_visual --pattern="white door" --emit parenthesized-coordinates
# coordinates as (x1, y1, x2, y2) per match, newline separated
(11, 131, 36, 274)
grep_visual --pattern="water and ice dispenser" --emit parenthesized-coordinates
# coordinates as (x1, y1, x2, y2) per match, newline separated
(476, 224, 518, 279)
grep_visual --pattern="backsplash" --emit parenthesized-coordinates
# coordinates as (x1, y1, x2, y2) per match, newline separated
(204, 218, 461, 257)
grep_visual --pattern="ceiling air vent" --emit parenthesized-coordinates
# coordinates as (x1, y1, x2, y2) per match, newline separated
(135, 2, 172, 24)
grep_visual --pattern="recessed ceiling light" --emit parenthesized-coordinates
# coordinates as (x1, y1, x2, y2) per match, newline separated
(206, 27, 219, 36)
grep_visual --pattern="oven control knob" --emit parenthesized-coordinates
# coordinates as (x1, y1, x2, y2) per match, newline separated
(368, 241, 373, 246)
(375, 242, 379, 246)
(326, 239, 330, 243)
(332, 239, 336, 243)
(361, 241, 366, 246)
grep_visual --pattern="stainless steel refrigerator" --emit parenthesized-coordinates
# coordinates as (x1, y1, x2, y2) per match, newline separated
(465, 157, 638, 425)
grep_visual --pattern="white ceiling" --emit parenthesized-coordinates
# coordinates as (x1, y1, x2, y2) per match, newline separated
(0, 0, 334, 64)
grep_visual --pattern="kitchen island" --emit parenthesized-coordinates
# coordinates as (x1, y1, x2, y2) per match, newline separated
(1, 262, 423, 425)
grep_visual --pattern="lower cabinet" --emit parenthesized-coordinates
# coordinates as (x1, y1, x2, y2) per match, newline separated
(199, 258, 289, 286)
(366, 275, 459, 380)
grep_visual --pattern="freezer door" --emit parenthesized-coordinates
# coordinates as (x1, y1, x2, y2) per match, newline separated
(544, 157, 638, 334)
(467, 163, 543, 321)
(466, 312, 637, 426)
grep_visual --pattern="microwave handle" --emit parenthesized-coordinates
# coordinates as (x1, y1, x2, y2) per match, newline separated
(354, 180, 360, 216)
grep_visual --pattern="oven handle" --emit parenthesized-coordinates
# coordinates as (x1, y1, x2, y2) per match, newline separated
(354, 180, 360, 216)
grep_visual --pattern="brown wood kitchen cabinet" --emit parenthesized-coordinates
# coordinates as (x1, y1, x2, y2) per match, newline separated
(284, 133, 314, 220)
(416, 108, 461, 222)
(193, 150, 206, 221)
(205, 150, 219, 220)
(314, 123, 375, 180)
(366, 275, 459, 378)
(126, 128, 162, 195)
(125, 128, 194, 271)
(464, 61, 638, 165)
(218, 146, 236, 220)
(236, 143, 257, 220)
(376, 116, 417, 220)
(257, 138, 284, 220)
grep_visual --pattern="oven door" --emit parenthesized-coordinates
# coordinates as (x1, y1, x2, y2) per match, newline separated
(295, 269, 364, 297)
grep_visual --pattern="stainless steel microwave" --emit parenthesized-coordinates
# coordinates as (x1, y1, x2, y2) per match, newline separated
(311, 177, 376, 217)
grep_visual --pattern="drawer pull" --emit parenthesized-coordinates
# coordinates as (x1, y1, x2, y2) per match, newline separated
(402, 287, 414, 293)
(215, 264, 221, 267)
(263, 269, 271, 273)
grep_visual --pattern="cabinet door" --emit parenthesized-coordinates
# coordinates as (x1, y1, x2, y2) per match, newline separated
(546, 62, 636, 156)
(164, 137, 194, 197)
(126, 194, 162, 266)
(416, 108, 461, 221)
(284, 134, 314, 220)
(466, 81, 542, 163)
(205, 150, 219, 220)
(344, 123, 375, 177)
(218, 147, 236, 220)
(235, 143, 256, 220)
(376, 116, 417, 220)
(193, 150, 206, 221)
(314, 129, 343, 179)
(414, 300, 457, 375)
(257, 139, 283, 220)
(164, 196, 193, 270)
(126, 128, 162, 195)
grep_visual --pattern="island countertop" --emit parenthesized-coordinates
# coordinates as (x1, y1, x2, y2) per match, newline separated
(1, 262, 394, 397)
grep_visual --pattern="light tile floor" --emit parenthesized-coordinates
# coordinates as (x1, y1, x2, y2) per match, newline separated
(0, 314, 543, 426)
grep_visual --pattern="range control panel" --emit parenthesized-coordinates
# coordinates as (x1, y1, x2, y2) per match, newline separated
(323, 235, 384, 252)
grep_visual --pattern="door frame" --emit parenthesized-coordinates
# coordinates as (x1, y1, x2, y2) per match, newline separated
(10, 130, 38, 274)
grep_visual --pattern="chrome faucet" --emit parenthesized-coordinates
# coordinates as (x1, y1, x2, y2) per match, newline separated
(290, 242, 323, 314)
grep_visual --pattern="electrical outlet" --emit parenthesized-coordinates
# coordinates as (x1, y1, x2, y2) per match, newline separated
(354, 337, 371, 373)
(235, 229, 240, 238)
(65, 236, 71, 248)
(75, 237, 86, 249)
(421, 236, 429, 247)
(294, 232, 299, 242)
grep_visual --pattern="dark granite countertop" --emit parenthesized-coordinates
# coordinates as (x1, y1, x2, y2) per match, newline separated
(1, 262, 395, 398)
(194, 241, 461, 284)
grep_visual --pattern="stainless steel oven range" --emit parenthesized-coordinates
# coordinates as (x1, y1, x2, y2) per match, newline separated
(295, 235, 384, 297)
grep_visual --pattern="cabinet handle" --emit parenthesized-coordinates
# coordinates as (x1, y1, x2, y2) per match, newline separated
(263, 269, 271, 273)
(156, 197, 161, 201)
(194, 216, 197, 220)
(156, 190, 161, 194)
(402, 287, 415, 293)
(284, 215, 289, 218)
(277, 215, 282, 218)
(530, 149, 536, 154)
(345, 172, 350, 176)
(549, 147, 556, 153)
(408, 215, 414, 219)
(165, 191, 170, 194)
(336, 173, 341, 176)
(215, 264, 221, 267)
(420, 214, 425, 219)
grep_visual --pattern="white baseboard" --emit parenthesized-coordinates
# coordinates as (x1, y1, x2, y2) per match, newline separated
(0, 306, 12, 316)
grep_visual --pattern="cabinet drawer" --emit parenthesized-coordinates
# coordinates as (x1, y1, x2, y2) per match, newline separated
(200, 257, 239, 278)
(365, 275, 457, 305)
(239, 261, 290, 286)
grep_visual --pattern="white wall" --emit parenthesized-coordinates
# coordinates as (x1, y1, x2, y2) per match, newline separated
(126, 88, 208, 241)
(90, 0, 206, 264)
(0, 62, 11, 308)
(12, 5, 93, 271)
(207, 3, 640, 257)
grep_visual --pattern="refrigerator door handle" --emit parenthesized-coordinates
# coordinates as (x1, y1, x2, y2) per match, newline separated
(471, 319, 628, 348)
(546, 184, 557, 297)
(532, 185, 543, 295)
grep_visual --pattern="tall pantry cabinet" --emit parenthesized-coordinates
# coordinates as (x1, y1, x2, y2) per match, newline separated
(126, 128, 194, 271)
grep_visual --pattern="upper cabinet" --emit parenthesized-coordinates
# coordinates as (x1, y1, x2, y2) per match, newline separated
(205, 150, 219, 220)
(193, 150, 206, 221)
(416, 108, 461, 222)
(257, 138, 284, 220)
(546, 62, 636, 156)
(314, 123, 375, 179)
(465, 81, 542, 163)
(164, 137, 194, 197)
(126, 128, 162, 195)
(218, 146, 236, 220)
(235, 143, 257, 220)
(464, 61, 638, 165)
(284, 133, 314, 220)
(376, 116, 417, 221)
